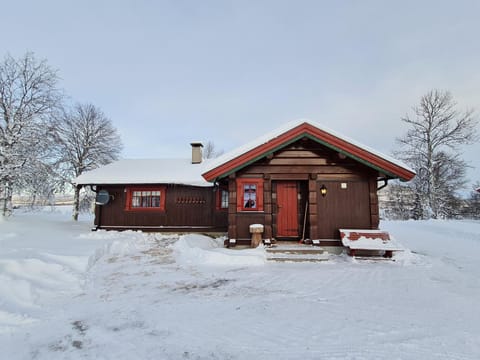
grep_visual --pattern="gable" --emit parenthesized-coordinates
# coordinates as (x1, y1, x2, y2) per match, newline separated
(236, 138, 378, 179)
(202, 120, 415, 182)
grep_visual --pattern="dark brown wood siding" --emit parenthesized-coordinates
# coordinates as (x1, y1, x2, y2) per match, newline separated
(165, 185, 211, 226)
(316, 180, 371, 239)
(94, 184, 227, 232)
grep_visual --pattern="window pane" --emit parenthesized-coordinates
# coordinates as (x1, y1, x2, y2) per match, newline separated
(132, 196, 140, 207)
(221, 190, 228, 208)
(243, 184, 257, 209)
(151, 194, 161, 207)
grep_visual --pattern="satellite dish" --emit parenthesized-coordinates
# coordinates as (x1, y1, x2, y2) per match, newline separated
(95, 190, 110, 205)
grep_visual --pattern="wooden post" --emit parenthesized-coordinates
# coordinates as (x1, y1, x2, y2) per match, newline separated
(263, 178, 272, 239)
(369, 177, 379, 229)
(228, 177, 237, 242)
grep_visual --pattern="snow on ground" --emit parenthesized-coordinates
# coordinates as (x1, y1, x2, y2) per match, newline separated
(0, 207, 145, 334)
(0, 209, 479, 359)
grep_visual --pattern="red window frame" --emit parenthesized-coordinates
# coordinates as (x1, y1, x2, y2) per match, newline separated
(125, 186, 166, 211)
(236, 178, 264, 212)
(216, 187, 229, 211)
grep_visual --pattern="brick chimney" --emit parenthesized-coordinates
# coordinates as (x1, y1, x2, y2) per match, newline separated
(190, 142, 203, 164)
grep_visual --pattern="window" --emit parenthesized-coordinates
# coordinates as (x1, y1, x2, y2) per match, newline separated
(125, 187, 166, 211)
(243, 184, 257, 209)
(216, 188, 229, 210)
(215, 187, 229, 210)
(236, 179, 263, 211)
(132, 190, 161, 208)
(221, 190, 229, 209)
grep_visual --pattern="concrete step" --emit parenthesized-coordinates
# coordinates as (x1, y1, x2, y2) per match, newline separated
(267, 256, 329, 263)
(266, 246, 330, 262)
(266, 247, 325, 255)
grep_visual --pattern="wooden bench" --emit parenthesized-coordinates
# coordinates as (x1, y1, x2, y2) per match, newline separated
(339, 229, 404, 258)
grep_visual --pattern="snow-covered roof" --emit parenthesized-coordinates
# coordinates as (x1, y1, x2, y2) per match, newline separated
(203, 119, 415, 181)
(75, 119, 415, 187)
(74, 159, 212, 187)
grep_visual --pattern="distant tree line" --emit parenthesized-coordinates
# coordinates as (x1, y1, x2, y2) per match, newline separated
(0, 52, 122, 219)
(380, 182, 480, 220)
(383, 90, 479, 220)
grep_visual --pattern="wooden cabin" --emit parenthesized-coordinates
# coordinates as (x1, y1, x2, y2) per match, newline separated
(74, 156, 228, 233)
(75, 120, 415, 246)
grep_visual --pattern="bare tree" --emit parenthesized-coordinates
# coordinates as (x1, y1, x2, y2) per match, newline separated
(203, 140, 224, 159)
(396, 90, 478, 218)
(0, 52, 62, 216)
(380, 182, 414, 220)
(16, 158, 59, 207)
(52, 103, 123, 220)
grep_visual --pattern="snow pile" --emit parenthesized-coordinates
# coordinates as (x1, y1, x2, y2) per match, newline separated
(172, 234, 266, 266)
(346, 235, 405, 251)
(80, 230, 150, 269)
(0, 253, 89, 334)
(0, 258, 81, 306)
(0, 209, 145, 334)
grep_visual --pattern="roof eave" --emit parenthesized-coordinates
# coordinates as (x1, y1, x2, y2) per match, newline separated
(202, 123, 415, 182)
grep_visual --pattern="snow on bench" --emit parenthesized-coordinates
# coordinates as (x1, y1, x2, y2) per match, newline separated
(339, 229, 404, 258)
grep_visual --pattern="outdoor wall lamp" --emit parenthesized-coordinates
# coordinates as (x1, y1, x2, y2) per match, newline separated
(320, 184, 327, 197)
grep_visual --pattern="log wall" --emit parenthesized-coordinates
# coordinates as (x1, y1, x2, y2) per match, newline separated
(229, 138, 379, 242)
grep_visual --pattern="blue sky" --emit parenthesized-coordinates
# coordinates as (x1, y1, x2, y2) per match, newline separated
(3, 0, 480, 189)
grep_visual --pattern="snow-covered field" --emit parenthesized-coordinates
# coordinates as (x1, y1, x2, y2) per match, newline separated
(1, 208, 479, 359)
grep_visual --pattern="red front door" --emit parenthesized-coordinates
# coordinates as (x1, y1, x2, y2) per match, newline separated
(276, 181, 299, 238)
